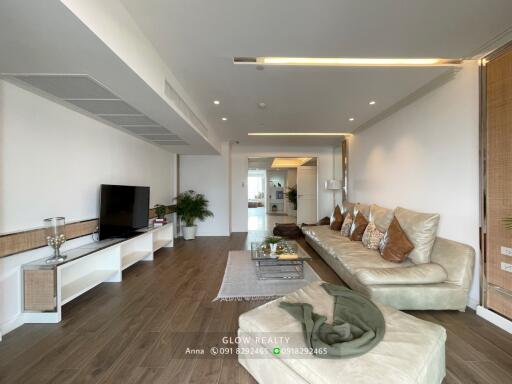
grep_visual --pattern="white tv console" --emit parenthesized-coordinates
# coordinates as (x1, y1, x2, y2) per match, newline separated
(22, 223, 173, 324)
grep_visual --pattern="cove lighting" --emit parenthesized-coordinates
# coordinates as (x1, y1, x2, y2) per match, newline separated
(248, 132, 351, 136)
(234, 57, 462, 67)
(271, 157, 312, 168)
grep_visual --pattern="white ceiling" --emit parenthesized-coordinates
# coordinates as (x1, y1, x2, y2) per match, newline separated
(1, 1, 512, 152)
(0, 0, 218, 154)
(122, 0, 512, 146)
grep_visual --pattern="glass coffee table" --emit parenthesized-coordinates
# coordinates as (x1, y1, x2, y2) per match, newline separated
(251, 240, 312, 280)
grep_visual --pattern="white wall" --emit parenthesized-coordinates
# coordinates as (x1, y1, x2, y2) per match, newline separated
(348, 63, 480, 307)
(179, 143, 231, 236)
(0, 79, 175, 337)
(231, 145, 342, 232)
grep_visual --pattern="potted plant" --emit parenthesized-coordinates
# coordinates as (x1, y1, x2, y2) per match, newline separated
(153, 204, 172, 227)
(264, 235, 282, 253)
(174, 190, 213, 240)
(285, 185, 298, 210)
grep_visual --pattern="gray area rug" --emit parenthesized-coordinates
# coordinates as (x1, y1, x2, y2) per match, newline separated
(214, 250, 321, 301)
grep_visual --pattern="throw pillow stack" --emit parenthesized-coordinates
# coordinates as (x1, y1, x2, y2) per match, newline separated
(341, 203, 440, 264)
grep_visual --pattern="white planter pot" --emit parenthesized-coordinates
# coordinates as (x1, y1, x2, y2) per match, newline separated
(270, 243, 278, 253)
(182, 225, 197, 240)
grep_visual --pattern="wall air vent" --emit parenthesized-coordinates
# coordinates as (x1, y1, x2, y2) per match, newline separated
(123, 126, 171, 135)
(139, 134, 181, 141)
(153, 140, 188, 145)
(9, 74, 187, 147)
(164, 80, 208, 135)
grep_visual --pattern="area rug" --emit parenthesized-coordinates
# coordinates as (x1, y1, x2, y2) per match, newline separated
(214, 250, 321, 301)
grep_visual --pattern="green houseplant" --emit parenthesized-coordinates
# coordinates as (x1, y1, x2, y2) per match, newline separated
(154, 204, 168, 220)
(285, 185, 298, 210)
(264, 235, 282, 253)
(174, 190, 213, 240)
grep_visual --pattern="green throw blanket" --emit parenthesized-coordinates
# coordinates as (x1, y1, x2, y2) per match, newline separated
(279, 283, 385, 359)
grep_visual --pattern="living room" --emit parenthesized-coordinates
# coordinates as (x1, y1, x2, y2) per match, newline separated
(1, 1, 511, 383)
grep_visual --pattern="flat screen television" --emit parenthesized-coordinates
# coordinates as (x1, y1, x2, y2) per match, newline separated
(99, 184, 150, 240)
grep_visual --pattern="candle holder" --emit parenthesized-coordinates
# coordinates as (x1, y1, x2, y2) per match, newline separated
(44, 217, 67, 264)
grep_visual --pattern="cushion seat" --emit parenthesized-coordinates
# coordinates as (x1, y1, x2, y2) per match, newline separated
(238, 281, 446, 384)
(303, 225, 414, 274)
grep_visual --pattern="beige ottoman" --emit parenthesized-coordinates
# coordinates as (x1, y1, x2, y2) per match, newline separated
(238, 281, 446, 384)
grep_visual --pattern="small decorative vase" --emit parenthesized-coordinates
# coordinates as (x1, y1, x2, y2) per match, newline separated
(270, 243, 278, 253)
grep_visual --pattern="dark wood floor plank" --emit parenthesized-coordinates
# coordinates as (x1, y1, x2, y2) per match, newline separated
(0, 232, 510, 384)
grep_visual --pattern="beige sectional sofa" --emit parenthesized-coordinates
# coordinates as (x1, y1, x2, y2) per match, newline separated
(302, 204, 475, 311)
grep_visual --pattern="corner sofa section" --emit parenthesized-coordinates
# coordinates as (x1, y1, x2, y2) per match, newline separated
(302, 225, 475, 311)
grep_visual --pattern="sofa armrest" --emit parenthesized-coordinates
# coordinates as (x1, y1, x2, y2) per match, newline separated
(356, 264, 448, 285)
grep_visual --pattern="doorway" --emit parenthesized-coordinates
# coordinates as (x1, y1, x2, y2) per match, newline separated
(247, 157, 317, 232)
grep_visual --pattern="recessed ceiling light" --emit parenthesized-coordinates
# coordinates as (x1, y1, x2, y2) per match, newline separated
(258, 102, 266, 109)
(349, 118, 355, 121)
(222, 117, 228, 121)
(213, 100, 220, 105)
(248, 132, 351, 136)
(369, 100, 376, 105)
(234, 57, 462, 67)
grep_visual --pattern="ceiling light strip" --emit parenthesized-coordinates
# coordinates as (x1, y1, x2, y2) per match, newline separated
(234, 57, 462, 67)
(248, 132, 351, 136)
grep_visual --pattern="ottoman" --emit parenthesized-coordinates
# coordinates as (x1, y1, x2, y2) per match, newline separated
(238, 281, 446, 384)
(273, 223, 302, 239)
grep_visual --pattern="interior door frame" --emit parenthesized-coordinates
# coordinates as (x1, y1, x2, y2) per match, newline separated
(479, 40, 512, 310)
(296, 165, 318, 224)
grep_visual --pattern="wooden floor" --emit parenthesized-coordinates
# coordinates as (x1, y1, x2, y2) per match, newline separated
(0, 233, 511, 384)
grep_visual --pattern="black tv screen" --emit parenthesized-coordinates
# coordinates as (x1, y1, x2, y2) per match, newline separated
(99, 184, 150, 240)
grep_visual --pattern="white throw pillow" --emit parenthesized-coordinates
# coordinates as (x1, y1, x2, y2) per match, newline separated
(394, 207, 440, 264)
(340, 213, 353, 237)
(362, 222, 385, 250)
(369, 204, 394, 232)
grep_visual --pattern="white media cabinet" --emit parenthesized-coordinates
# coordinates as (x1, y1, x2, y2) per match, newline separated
(22, 223, 173, 323)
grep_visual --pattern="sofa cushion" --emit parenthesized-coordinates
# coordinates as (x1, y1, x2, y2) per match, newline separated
(354, 203, 370, 219)
(342, 201, 356, 216)
(303, 225, 414, 274)
(362, 222, 384, 249)
(238, 281, 447, 384)
(350, 212, 368, 241)
(356, 264, 448, 285)
(303, 225, 348, 244)
(379, 217, 415, 263)
(395, 207, 440, 264)
(329, 205, 344, 230)
(369, 204, 394, 232)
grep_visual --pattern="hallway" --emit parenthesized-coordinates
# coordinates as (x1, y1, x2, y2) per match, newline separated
(247, 207, 296, 232)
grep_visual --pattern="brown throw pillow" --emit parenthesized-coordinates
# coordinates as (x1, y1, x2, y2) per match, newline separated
(330, 205, 344, 230)
(350, 212, 368, 241)
(317, 216, 330, 225)
(379, 217, 415, 262)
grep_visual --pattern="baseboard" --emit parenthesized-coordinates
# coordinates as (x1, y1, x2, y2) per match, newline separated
(0, 314, 25, 340)
(476, 305, 512, 334)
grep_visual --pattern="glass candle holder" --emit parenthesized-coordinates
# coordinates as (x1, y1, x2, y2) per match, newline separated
(44, 217, 67, 263)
